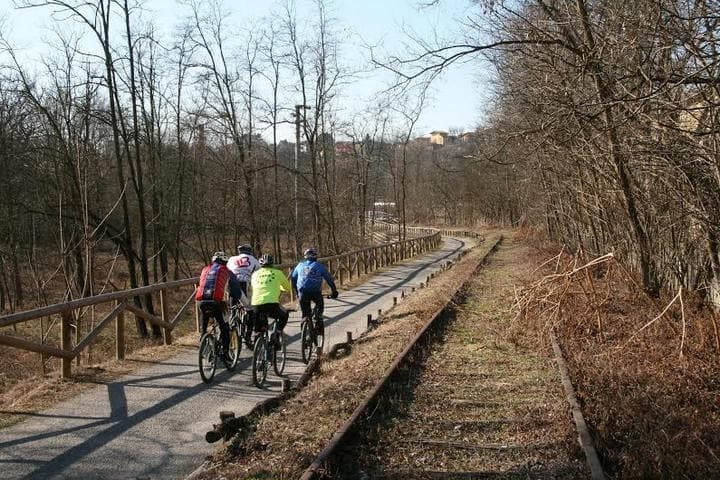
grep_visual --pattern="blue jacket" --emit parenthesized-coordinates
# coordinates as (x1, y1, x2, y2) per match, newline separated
(291, 259, 337, 293)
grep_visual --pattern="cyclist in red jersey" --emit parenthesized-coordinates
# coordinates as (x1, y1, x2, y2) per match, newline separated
(196, 251, 241, 361)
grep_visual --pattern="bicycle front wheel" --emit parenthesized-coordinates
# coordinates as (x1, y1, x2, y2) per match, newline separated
(315, 318, 325, 350)
(198, 333, 217, 383)
(252, 335, 268, 387)
(273, 332, 287, 376)
(301, 321, 314, 364)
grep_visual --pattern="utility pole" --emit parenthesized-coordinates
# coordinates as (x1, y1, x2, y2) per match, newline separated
(293, 104, 311, 257)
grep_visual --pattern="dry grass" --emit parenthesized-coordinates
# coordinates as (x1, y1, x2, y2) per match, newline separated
(515, 242, 720, 479)
(194, 232, 503, 480)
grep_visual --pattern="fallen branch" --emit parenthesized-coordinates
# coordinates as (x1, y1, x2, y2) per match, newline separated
(624, 287, 681, 347)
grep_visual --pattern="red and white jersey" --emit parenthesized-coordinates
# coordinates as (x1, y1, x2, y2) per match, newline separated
(227, 253, 260, 282)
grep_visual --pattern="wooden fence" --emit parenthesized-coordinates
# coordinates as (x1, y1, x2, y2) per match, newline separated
(0, 230, 442, 379)
(373, 222, 484, 241)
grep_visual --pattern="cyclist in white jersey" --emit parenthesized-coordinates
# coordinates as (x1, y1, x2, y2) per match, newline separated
(227, 244, 260, 346)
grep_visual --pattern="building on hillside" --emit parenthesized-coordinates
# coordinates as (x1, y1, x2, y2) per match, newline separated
(429, 130, 448, 146)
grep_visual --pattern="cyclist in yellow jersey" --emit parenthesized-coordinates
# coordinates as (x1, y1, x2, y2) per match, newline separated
(250, 253, 291, 332)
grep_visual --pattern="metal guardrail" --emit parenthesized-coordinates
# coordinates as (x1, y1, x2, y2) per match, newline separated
(0, 229, 442, 379)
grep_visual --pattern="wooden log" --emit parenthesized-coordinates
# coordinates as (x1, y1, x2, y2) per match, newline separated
(403, 438, 517, 450)
(125, 303, 171, 329)
(73, 300, 127, 355)
(116, 300, 125, 360)
(0, 333, 74, 359)
(194, 284, 201, 333)
(160, 289, 172, 345)
(170, 291, 196, 329)
(61, 310, 73, 378)
(0, 277, 197, 329)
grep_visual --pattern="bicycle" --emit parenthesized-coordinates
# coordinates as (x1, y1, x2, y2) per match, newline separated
(251, 313, 287, 387)
(300, 296, 331, 364)
(229, 303, 253, 350)
(198, 313, 241, 383)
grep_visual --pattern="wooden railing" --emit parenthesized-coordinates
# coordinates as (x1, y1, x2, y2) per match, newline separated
(0, 230, 442, 379)
(373, 222, 484, 241)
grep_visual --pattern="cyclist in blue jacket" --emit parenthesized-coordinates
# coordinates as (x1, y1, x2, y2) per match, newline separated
(291, 247, 338, 336)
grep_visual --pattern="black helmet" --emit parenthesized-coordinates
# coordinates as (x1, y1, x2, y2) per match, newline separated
(303, 247, 318, 259)
(237, 244, 253, 255)
(259, 253, 274, 266)
(211, 251, 229, 264)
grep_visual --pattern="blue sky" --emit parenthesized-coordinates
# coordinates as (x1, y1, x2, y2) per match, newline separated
(0, 0, 490, 140)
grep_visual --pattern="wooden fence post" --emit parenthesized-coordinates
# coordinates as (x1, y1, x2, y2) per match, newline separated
(160, 289, 172, 345)
(116, 300, 125, 360)
(60, 310, 73, 379)
(194, 283, 200, 333)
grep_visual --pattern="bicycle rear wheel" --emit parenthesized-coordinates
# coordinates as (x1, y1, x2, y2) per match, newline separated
(272, 331, 287, 376)
(252, 335, 268, 387)
(226, 322, 241, 371)
(301, 320, 314, 364)
(198, 333, 217, 383)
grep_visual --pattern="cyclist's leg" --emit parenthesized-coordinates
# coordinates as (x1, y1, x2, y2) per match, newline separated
(261, 303, 288, 331)
(277, 305, 289, 331)
(311, 291, 324, 334)
(298, 291, 312, 320)
(253, 305, 269, 333)
(213, 302, 231, 353)
(241, 283, 255, 343)
(199, 301, 212, 334)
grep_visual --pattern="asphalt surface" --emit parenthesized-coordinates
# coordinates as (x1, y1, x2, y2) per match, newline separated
(0, 236, 472, 480)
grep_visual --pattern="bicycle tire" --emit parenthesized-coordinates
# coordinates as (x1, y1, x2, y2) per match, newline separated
(226, 323, 241, 371)
(252, 335, 268, 387)
(301, 320, 314, 364)
(315, 319, 325, 350)
(273, 331, 287, 376)
(198, 333, 217, 383)
(240, 312, 252, 349)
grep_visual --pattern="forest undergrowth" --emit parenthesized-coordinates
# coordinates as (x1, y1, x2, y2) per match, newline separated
(514, 228, 720, 479)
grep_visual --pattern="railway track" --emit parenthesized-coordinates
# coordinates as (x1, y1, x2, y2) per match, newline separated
(300, 235, 601, 479)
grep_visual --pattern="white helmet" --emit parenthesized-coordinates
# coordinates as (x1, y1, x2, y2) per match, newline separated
(211, 251, 229, 264)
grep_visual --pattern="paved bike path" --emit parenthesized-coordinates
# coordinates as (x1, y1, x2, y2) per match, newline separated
(0, 236, 472, 480)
